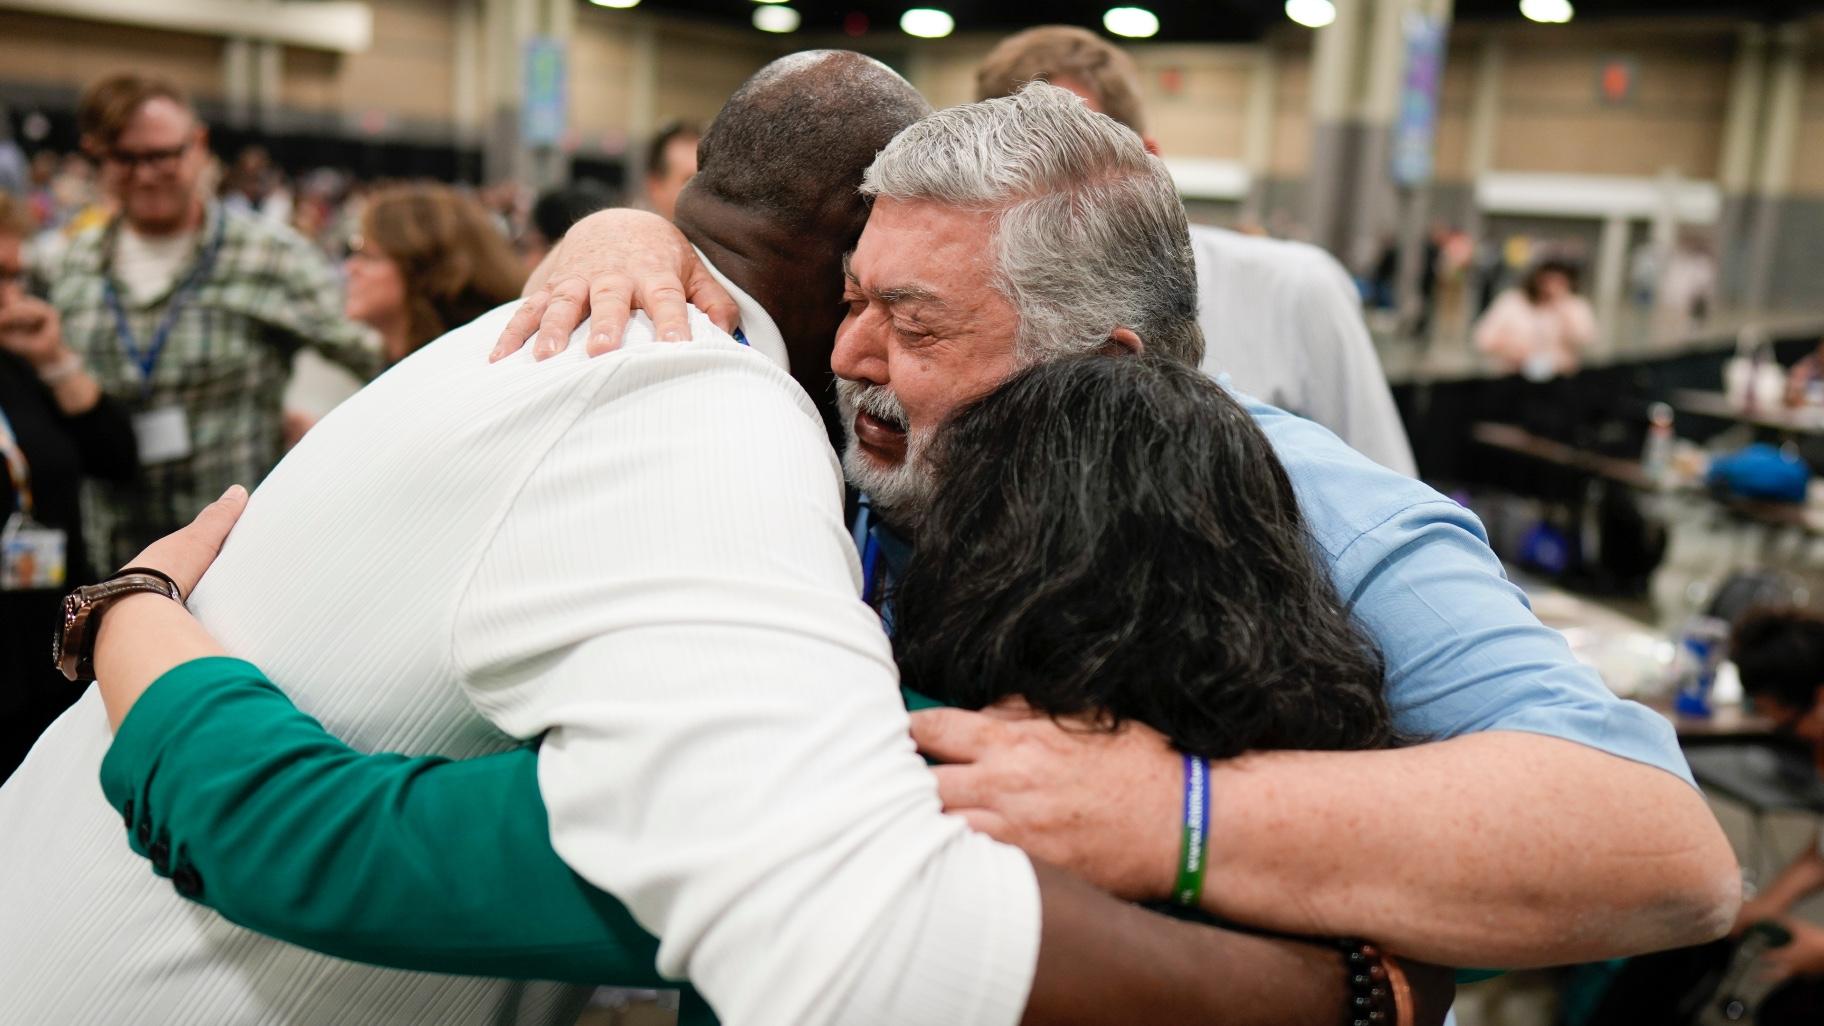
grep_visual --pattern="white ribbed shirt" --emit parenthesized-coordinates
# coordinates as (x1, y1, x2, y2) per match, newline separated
(1191, 224, 1417, 477)
(0, 287, 1040, 1025)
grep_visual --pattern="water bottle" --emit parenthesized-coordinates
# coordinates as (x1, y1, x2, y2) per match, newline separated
(1675, 615, 1730, 718)
(1641, 402, 1674, 488)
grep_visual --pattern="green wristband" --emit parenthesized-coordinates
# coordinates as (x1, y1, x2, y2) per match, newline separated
(1172, 754, 1210, 906)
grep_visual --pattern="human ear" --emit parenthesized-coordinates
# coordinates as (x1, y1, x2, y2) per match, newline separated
(1104, 327, 1144, 356)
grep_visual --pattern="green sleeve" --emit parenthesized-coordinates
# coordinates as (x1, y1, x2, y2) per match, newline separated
(97, 657, 700, 1003)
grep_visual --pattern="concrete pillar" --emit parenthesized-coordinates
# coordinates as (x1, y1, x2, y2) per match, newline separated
(253, 41, 281, 132)
(1715, 25, 1768, 305)
(1385, 0, 1454, 330)
(1239, 46, 1278, 227)
(453, 0, 484, 162)
(222, 36, 255, 130)
(625, 21, 659, 190)
(480, 0, 551, 186)
(1351, 0, 1413, 261)
(1303, 0, 1371, 257)
(1462, 32, 1503, 242)
(1744, 24, 1804, 309)
(1304, 0, 1453, 283)
(528, 0, 573, 191)
(1594, 212, 1630, 337)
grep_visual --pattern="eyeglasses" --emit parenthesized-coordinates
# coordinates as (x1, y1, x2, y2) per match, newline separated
(105, 140, 192, 173)
(344, 233, 392, 263)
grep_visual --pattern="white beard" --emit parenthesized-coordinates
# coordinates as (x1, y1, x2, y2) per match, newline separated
(835, 377, 935, 530)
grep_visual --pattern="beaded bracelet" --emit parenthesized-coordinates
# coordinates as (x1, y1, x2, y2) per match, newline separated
(1337, 939, 1411, 1026)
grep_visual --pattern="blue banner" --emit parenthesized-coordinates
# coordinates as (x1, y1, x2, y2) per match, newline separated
(1391, 13, 1447, 187)
(522, 37, 567, 148)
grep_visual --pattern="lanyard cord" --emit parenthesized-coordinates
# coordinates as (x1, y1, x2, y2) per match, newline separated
(104, 213, 227, 397)
(0, 406, 32, 518)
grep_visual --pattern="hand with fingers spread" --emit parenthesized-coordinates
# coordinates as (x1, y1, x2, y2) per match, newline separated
(910, 698, 1183, 902)
(491, 208, 740, 362)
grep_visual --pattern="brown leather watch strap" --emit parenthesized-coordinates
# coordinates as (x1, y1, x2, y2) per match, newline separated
(54, 571, 185, 682)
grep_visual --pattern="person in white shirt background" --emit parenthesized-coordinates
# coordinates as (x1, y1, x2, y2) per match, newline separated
(1473, 258, 1598, 381)
(974, 25, 1418, 477)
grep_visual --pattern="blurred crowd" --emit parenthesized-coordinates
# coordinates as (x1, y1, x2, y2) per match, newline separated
(14, 119, 707, 287)
(0, 69, 705, 777)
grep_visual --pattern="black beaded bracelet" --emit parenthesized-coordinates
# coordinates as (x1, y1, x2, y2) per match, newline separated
(1336, 938, 1402, 1026)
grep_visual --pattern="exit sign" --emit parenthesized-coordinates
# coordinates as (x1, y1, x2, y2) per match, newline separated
(1598, 56, 1637, 105)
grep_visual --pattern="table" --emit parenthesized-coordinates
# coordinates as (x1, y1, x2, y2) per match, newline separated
(1472, 421, 1824, 537)
(1685, 744, 1824, 813)
(1670, 389, 1824, 436)
(1518, 574, 1804, 879)
(1685, 742, 1824, 881)
(1644, 697, 1777, 744)
(1519, 574, 1778, 738)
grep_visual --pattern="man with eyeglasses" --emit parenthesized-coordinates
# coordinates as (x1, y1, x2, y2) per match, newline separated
(46, 73, 380, 570)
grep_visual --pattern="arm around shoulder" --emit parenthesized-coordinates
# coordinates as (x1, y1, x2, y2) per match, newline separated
(1200, 500, 1739, 965)
(98, 656, 676, 986)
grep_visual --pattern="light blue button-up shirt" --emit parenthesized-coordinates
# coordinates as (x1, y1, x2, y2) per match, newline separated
(854, 392, 1692, 787)
(1243, 395, 1694, 785)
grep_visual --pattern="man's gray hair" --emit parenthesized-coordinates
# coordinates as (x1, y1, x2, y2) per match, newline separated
(860, 81, 1203, 366)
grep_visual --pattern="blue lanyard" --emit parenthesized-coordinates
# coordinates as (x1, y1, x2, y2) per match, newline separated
(859, 529, 883, 607)
(852, 498, 894, 638)
(104, 214, 226, 396)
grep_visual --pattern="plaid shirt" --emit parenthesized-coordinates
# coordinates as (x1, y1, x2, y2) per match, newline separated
(52, 202, 381, 569)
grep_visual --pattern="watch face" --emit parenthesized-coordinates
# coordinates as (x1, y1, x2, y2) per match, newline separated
(50, 595, 75, 669)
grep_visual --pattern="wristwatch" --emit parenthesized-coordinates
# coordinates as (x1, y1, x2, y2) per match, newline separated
(53, 567, 184, 682)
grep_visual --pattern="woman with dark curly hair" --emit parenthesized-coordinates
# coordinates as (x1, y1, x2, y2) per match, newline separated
(892, 353, 1399, 761)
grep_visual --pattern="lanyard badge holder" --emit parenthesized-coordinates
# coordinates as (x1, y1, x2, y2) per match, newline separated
(0, 408, 67, 591)
(107, 215, 226, 466)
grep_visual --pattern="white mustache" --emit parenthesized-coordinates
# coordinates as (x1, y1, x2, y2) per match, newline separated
(836, 379, 908, 431)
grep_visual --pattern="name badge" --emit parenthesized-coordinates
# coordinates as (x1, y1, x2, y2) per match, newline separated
(1, 511, 67, 591)
(134, 405, 193, 465)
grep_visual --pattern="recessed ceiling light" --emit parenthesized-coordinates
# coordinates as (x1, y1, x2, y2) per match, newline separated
(1103, 7, 1159, 38)
(1519, 0, 1573, 23)
(752, 4, 800, 31)
(589, 0, 640, 8)
(900, 8, 954, 38)
(1284, 0, 1335, 28)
